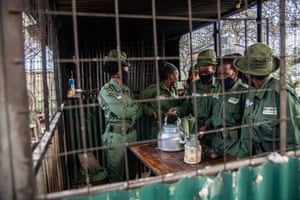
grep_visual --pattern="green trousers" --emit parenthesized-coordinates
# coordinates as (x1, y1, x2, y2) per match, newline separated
(102, 129, 137, 183)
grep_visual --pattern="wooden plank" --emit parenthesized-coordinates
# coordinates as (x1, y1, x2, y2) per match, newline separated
(129, 142, 237, 176)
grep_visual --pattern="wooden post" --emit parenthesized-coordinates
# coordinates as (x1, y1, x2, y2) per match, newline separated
(0, 0, 35, 199)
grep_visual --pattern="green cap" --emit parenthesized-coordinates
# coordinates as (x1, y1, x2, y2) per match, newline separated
(218, 53, 242, 65)
(233, 43, 280, 76)
(104, 49, 131, 67)
(194, 49, 217, 67)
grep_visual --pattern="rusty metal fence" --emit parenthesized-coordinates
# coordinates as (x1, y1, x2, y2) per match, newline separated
(1, 0, 300, 199)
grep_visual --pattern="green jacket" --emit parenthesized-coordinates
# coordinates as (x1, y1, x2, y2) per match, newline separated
(211, 79, 248, 155)
(238, 76, 300, 157)
(212, 79, 248, 130)
(139, 82, 181, 117)
(174, 77, 221, 128)
(138, 82, 182, 139)
(98, 79, 142, 128)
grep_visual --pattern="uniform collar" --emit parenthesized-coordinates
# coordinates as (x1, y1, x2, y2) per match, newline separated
(160, 82, 176, 92)
(109, 79, 129, 92)
(255, 75, 274, 100)
(229, 78, 247, 91)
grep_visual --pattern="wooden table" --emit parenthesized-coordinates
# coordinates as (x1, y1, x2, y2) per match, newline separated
(129, 141, 237, 176)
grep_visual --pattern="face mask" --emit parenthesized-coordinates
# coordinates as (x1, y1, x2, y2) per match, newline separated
(219, 77, 235, 91)
(200, 74, 214, 84)
(122, 70, 129, 85)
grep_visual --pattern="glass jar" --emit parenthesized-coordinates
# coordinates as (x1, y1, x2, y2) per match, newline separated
(184, 135, 202, 164)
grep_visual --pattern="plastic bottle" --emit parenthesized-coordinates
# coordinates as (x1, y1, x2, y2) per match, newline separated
(68, 71, 75, 96)
(184, 134, 202, 164)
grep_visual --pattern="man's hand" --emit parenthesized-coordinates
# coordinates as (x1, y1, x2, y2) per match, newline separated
(152, 112, 158, 120)
(197, 124, 208, 138)
(165, 108, 177, 116)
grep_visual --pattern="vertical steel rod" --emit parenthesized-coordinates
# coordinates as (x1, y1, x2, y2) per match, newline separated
(279, 0, 287, 155)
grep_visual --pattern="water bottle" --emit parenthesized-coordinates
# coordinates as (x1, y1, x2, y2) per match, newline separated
(68, 71, 75, 96)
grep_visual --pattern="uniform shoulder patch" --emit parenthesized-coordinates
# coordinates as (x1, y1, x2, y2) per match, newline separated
(102, 83, 118, 96)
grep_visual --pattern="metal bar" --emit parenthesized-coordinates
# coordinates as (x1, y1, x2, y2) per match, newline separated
(56, 56, 182, 63)
(187, 0, 199, 134)
(39, 0, 50, 131)
(0, 0, 35, 199)
(256, 0, 262, 42)
(33, 111, 62, 174)
(244, 19, 248, 48)
(152, 0, 162, 133)
(266, 18, 269, 45)
(279, 0, 287, 155)
(38, 10, 218, 23)
(213, 22, 218, 55)
(71, 0, 90, 186)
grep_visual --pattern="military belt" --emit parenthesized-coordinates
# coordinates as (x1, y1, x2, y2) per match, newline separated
(110, 126, 134, 134)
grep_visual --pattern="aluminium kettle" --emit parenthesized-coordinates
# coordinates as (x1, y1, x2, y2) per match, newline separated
(157, 115, 186, 152)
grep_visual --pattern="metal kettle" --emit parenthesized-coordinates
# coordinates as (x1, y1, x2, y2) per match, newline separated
(157, 116, 186, 151)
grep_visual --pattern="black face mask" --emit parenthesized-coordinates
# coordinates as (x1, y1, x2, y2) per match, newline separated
(122, 70, 129, 85)
(200, 74, 214, 84)
(219, 77, 235, 91)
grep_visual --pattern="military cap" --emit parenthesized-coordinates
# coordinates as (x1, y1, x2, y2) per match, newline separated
(104, 49, 131, 67)
(218, 53, 242, 65)
(194, 49, 217, 67)
(233, 43, 280, 76)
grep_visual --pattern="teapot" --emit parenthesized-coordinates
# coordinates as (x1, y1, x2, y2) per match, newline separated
(157, 116, 186, 151)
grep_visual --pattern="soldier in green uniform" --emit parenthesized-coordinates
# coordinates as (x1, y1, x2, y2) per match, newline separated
(98, 49, 142, 182)
(211, 54, 248, 156)
(139, 61, 181, 139)
(167, 49, 221, 146)
(232, 43, 300, 157)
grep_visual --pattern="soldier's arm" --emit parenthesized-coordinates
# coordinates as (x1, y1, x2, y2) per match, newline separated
(138, 87, 157, 117)
(173, 98, 191, 117)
